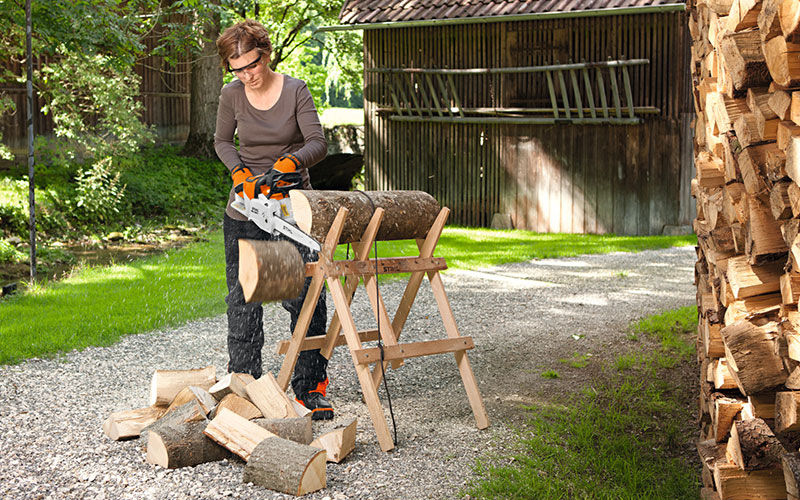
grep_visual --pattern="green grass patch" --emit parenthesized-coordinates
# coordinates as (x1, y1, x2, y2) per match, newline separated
(559, 352, 591, 368)
(540, 369, 560, 379)
(0, 228, 696, 365)
(465, 306, 700, 499)
(319, 107, 364, 127)
(334, 229, 695, 270)
(0, 230, 227, 364)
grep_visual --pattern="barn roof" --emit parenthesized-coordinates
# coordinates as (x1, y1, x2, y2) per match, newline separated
(337, 0, 685, 26)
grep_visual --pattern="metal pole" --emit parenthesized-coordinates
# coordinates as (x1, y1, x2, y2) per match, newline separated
(25, 0, 36, 282)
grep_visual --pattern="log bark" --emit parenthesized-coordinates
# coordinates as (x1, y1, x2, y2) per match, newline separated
(310, 418, 357, 463)
(208, 372, 256, 401)
(237, 240, 305, 304)
(776, 391, 800, 433)
(149, 366, 216, 407)
(722, 320, 788, 395)
(242, 436, 326, 496)
(245, 373, 299, 420)
(252, 415, 313, 445)
(784, 452, 800, 498)
(726, 418, 785, 470)
(759, 0, 784, 42)
(144, 402, 230, 468)
(289, 190, 440, 244)
(103, 406, 166, 441)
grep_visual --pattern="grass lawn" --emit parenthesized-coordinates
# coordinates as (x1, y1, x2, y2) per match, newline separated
(319, 107, 364, 127)
(0, 228, 695, 365)
(464, 306, 700, 499)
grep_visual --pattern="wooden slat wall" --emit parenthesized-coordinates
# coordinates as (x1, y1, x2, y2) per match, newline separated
(364, 11, 694, 234)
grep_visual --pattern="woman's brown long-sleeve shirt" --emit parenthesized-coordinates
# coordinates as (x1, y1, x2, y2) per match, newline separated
(214, 76, 327, 221)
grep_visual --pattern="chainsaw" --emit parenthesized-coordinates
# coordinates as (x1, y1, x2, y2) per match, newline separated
(231, 165, 321, 253)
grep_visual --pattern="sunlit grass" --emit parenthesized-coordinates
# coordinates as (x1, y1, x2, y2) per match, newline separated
(464, 306, 699, 499)
(0, 226, 695, 365)
(0, 231, 227, 365)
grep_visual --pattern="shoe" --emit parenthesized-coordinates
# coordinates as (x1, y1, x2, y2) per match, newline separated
(295, 378, 334, 420)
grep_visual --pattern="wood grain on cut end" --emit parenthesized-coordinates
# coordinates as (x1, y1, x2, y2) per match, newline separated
(237, 240, 305, 303)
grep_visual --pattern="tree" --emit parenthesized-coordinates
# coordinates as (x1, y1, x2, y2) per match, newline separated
(182, 0, 223, 159)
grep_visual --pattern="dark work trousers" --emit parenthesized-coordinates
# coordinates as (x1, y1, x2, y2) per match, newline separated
(223, 214, 328, 397)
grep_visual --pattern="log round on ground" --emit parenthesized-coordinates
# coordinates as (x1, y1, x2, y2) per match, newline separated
(237, 240, 305, 304)
(243, 437, 326, 495)
(289, 190, 440, 244)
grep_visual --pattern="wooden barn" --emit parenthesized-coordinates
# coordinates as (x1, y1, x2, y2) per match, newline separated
(326, 0, 694, 235)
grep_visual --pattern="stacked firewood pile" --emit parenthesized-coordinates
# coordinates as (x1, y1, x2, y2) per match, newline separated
(690, 0, 800, 498)
(103, 366, 356, 496)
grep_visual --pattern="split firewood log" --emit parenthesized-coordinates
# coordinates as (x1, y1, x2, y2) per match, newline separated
(164, 386, 216, 415)
(784, 452, 800, 499)
(245, 373, 299, 420)
(289, 190, 440, 244)
(149, 366, 216, 407)
(310, 418, 357, 463)
(237, 240, 305, 304)
(776, 391, 800, 433)
(208, 372, 256, 401)
(782, 0, 800, 41)
(726, 418, 785, 470)
(103, 406, 166, 441)
(210, 393, 262, 420)
(763, 36, 800, 88)
(722, 320, 788, 395)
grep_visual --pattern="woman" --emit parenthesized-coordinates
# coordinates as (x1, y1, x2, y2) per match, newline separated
(214, 19, 332, 420)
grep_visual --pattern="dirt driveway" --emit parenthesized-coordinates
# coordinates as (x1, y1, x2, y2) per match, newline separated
(0, 246, 695, 499)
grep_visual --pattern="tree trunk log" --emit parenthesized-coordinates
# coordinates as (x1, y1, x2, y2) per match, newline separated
(722, 320, 788, 395)
(289, 190, 440, 244)
(181, 0, 222, 160)
(243, 437, 326, 496)
(727, 418, 785, 470)
(149, 365, 217, 407)
(144, 403, 230, 468)
(237, 240, 305, 303)
(763, 36, 800, 88)
(252, 415, 313, 445)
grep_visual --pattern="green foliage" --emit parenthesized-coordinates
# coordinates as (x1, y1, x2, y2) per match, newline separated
(559, 352, 591, 368)
(0, 95, 14, 161)
(37, 51, 154, 158)
(72, 157, 126, 224)
(0, 239, 24, 264)
(631, 306, 698, 359)
(465, 309, 700, 499)
(541, 369, 560, 379)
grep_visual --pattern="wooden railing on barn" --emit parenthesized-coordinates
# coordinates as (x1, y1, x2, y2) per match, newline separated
(367, 58, 659, 125)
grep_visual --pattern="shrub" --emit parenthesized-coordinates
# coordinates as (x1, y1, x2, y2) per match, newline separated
(0, 239, 23, 264)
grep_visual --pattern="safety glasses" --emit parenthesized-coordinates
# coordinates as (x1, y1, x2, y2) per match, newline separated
(228, 53, 262, 75)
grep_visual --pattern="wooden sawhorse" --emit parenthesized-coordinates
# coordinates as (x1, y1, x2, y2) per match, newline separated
(274, 206, 489, 451)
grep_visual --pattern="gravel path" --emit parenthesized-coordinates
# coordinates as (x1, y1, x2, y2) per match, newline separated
(0, 246, 695, 500)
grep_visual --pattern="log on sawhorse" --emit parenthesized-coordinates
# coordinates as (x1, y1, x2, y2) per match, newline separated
(274, 205, 489, 451)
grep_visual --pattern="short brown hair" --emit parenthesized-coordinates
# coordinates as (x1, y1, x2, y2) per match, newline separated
(216, 19, 272, 67)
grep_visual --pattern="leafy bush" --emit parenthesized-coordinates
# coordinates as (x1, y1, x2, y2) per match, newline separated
(72, 157, 125, 224)
(0, 239, 23, 264)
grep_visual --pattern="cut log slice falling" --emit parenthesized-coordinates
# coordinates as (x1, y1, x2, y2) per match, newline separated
(237, 240, 305, 304)
(289, 190, 441, 244)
